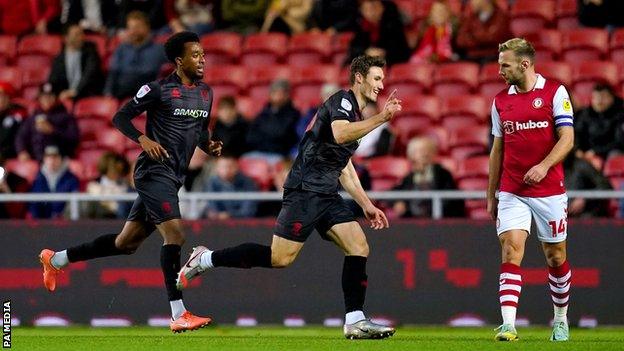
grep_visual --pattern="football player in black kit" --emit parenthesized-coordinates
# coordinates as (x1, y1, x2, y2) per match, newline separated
(177, 55, 403, 339)
(39, 32, 222, 333)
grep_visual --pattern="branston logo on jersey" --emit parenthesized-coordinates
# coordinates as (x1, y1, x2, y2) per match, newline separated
(173, 108, 209, 118)
(503, 120, 549, 134)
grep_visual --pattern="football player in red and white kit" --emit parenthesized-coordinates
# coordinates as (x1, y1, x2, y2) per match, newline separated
(487, 38, 574, 342)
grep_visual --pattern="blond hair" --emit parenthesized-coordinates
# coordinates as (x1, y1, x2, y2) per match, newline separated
(498, 38, 535, 62)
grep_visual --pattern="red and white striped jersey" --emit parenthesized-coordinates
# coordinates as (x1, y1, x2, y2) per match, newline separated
(491, 74, 574, 197)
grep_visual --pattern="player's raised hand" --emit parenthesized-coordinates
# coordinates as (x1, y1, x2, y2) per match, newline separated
(523, 163, 549, 185)
(364, 204, 389, 230)
(381, 89, 402, 121)
(138, 135, 170, 161)
(208, 140, 223, 157)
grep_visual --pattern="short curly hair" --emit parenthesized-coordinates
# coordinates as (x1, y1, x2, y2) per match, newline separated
(349, 55, 386, 85)
(164, 31, 200, 63)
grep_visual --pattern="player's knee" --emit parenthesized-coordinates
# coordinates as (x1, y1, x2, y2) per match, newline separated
(347, 241, 369, 257)
(545, 250, 566, 267)
(114, 237, 139, 255)
(271, 252, 296, 268)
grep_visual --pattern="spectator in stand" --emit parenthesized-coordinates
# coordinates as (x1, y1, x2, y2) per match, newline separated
(456, 0, 512, 63)
(16, 83, 79, 162)
(307, 0, 358, 34)
(393, 137, 464, 218)
(256, 160, 292, 217)
(261, 0, 313, 35)
(293, 82, 340, 156)
(563, 149, 612, 218)
(115, 0, 168, 31)
(213, 96, 249, 158)
(574, 83, 624, 161)
(0, 155, 29, 219)
(49, 24, 104, 101)
(59, 0, 112, 33)
(164, 0, 215, 35)
(346, 0, 410, 66)
(245, 79, 300, 165)
(104, 11, 167, 99)
(220, 0, 270, 34)
(0, 0, 60, 35)
(83, 152, 133, 219)
(0, 82, 27, 159)
(28, 145, 80, 219)
(578, 0, 624, 28)
(200, 155, 258, 219)
(354, 103, 392, 158)
(409, 0, 459, 64)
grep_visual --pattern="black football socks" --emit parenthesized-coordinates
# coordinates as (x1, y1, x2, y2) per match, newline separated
(211, 243, 272, 268)
(161, 244, 183, 301)
(342, 255, 368, 313)
(66, 233, 126, 262)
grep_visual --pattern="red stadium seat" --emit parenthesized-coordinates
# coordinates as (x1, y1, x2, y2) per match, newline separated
(246, 65, 292, 100)
(236, 96, 266, 120)
(67, 159, 87, 182)
(77, 149, 106, 174)
(238, 157, 272, 190)
(22, 66, 50, 89)
(97, 128, 127, 154)
(536, 61, 573, 87)
(448, 126, 489, 159)
(456, 156, 490, 180)
(5, 159, 39, 183)
(0, 35, 17, 64)
(74, 96, 119, 120)
(510, 0, 555, 36)
(202, 65, 247, 96)
(0, 66, 22, 92)
(78, 118, 110, 149)
(397, 94, 440, 121)
(556, 0, 579, 29)
(439, 95, 488, 124)
(291, 64, 340, 108)
(332, 32, 354, 65)
(125, 147, 143, 163)
(367, 156, 411, 191)
(609, 28, 624, 62)
(16, 55, 51, 71)
(17, 34, 62, 57)
(387, 63, 434, 95)
(478, 62, 507, 101)
(572, 61, 619, 106)
(456, 177, 488, 219)
(200, 32, 242, 65)
(604, 155, 624, 178)
(524, 30, 562, 61)
(286, 32, 332, 66)
(392, 117, 436, 155)
(561, 28, 609, 62)
(432, 62, 479, 97)
(241, 33, 288, 66)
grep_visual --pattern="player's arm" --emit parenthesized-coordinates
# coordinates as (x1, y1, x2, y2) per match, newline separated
(339, 159, 389, 229)
(487, 100, 504, 220)
(197, 102, 222, 157)
(112, 83, 169, 160)
(331, 91, 401, 144)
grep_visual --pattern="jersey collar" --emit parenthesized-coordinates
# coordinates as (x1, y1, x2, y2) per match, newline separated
(508, 74, 545, 95)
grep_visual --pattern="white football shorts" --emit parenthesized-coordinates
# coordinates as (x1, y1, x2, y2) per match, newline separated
(496, 191, 568, 243)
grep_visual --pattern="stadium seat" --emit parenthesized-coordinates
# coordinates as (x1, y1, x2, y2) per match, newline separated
(392, 116, 436, 155)
(478, 62, 507, 101)
(536, 61, 573, 87)
(456, 156, 490, 180)
(291, 64, 340, 108)
(572, 61, 619, 106)
(77, 118, 110, 149)
(246, 65, 292, 100)
(238, 157, 272, 190)
(74, 96, 119, 120)
(241, 33, 288, 66)
(286, 32, 332, 66)
(561, 28, 609, 62)
(456, 178, 489, 219)
(367, 156, 411, 191)
(0, 35, 17, 64)
(439, 95, 488, 125)
(203, 65, 247, 96)
(556, 0, 579, 29)
(510, 0, 555, 36)
(524, 30, 562, 61)
(432, 62, 479, 97)
(604, 155, 624, 178)
(5, 159, 39, 183)
(0, 66, 22, 92)
(609, 28, 624, 62)
(97, 128, 127, 154)
(17, 34, 62, 57)
(422, 126, 450, 155)
(125, 147, 143, 163)
(77, 149, 106, 175)
(67, 159, 87, 183)
(332, 32, 354, 65)
(448, 126, 489, 159)
(236, 96, 266, 120)
(397, 94, 440, 121)
(200, 32, 242, 65)
(386, 63, 434, 95)
(22, 66, 50, 89)
(16, 55, 51, 72)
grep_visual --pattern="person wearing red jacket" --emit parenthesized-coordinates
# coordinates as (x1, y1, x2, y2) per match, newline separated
(0, 0, 60, 35)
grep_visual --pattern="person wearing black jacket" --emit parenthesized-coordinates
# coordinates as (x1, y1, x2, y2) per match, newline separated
(48, 24, 104, 100)
(564, 149, 612, 217)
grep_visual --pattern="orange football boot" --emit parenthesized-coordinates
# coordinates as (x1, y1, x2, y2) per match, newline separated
(39, 249, 61, 292)
(170, 311, 212, 333)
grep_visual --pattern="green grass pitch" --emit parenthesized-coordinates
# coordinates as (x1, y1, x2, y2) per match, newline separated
(10, 326, 624, 351)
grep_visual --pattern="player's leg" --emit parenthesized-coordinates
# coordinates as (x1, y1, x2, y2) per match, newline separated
(39, 197, 155, 292)
(494, 192, 532, 341)
(531, 194, 570, 341)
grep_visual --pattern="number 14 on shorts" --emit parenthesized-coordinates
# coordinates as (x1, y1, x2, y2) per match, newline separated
(548, 218, 567, 237)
